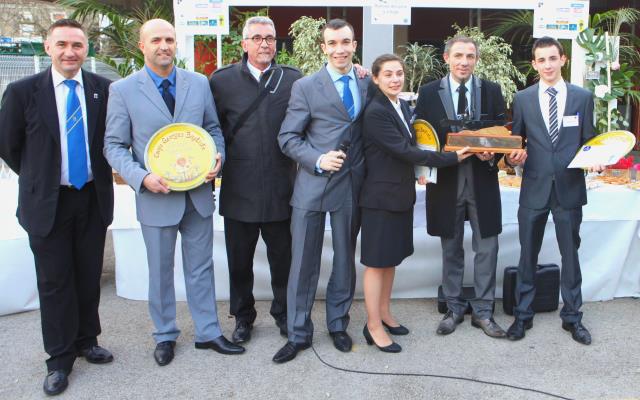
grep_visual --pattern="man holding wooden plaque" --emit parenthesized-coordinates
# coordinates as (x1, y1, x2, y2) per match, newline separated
(414, 35, 511, 338)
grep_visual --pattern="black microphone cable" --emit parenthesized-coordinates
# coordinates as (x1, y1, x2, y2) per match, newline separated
(309, 345, 574, 400)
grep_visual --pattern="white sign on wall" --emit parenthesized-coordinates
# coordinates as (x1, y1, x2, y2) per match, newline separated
(371, 0, 411, 25)
(533, 0, 589, 39)
(173, 0, 230, 35)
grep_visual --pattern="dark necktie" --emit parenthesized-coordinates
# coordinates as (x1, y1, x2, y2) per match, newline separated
(546, 86, 559, 144)
(339, 75, 355, 120)
(457, 83, 468, 118)
(64, 79, 88, 189)
(161, 79, 174, 116)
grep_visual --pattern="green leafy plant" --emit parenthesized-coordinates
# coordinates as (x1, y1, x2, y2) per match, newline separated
(449, 25, 526, 107)
(289, 16, 325, 76)
(576, 8, 640, 133)
(400, 42, 445, 95)
(58, 0, 174, 76)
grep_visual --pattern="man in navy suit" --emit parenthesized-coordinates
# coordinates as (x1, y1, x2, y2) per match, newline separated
(0, 19, 113, 395)
(506, 37, 604, 344)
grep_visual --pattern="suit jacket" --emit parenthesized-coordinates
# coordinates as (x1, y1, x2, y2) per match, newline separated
(278, 66, 370, 212)
(209, 57, 301, 222)
(414, 76, 506, 238)
(0, 67, 113, 237)
(511, 83, 595, 209)
(359, 89, 458, 212)
(104, 67, 225, 227)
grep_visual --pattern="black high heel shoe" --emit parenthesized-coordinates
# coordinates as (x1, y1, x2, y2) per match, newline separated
(382, 320, 410, 336)
(363, 324, 402, 353)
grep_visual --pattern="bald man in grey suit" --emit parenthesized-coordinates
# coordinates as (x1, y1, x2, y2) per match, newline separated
(273, 19, 370, 363)
(104, 19, 243, 366)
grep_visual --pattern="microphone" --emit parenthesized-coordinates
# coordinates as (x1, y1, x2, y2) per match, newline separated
(337, 140, 351, 157)
(320, 140, 351, 208)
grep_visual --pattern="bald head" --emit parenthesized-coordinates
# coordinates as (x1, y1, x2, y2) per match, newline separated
(138, 19, 176, 77)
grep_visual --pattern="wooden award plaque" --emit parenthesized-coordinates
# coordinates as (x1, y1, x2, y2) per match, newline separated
(443, 126, 522, 154)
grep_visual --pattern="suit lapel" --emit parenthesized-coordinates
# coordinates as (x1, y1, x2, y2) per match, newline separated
(137, 69, 173, 121)
(438, 76, 456, 123)
(316, 67, 350, 119)
(82, 70, 101, 148)
(472, 76, 482, 121)
(354, 76, 368, 119)
(174, 68, 189, 119)
(36, 68, 61, 147)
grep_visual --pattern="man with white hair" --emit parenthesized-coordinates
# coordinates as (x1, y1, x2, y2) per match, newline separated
(209, 16, 302, 344)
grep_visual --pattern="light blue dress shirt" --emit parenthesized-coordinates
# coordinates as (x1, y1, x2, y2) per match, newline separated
(326, 64, 361, 118)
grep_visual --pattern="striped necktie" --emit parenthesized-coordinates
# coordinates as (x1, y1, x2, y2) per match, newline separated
(339, 75, 355, 120)
(546, 86, 559, 144)
(64, 79, 88, 189)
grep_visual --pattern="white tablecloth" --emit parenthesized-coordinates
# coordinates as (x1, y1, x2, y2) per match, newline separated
(2, 178, 639, 315)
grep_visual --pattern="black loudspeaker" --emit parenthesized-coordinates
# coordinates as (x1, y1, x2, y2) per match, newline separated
(502, 263, 560, 316)
(437, 286, 494, 314)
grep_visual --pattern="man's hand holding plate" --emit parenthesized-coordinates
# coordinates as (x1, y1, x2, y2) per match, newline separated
(205, 153, 222, 183)
(587, 164, 606, 173)
(506, 149, 527, 166)
(143, 173, 170, 194)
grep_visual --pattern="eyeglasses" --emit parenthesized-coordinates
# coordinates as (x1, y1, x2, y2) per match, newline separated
(246, 35, 276, 45)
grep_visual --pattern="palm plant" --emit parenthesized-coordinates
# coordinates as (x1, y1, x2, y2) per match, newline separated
(57, 0, 174, 76)
(401, 42, 445, 95)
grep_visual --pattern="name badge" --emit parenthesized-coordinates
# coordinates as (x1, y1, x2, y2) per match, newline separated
(563, 115, 579, 127)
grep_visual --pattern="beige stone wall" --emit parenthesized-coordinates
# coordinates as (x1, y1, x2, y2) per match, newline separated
(0, 0, 75, 42)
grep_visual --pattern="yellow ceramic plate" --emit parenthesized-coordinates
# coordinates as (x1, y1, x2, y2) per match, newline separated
(581, 130, 636, 152)
(144, 123, 216, 191)
(413, 119, 440, 151)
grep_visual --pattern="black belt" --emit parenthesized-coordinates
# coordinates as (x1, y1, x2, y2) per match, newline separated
(59, 181, 94, 191)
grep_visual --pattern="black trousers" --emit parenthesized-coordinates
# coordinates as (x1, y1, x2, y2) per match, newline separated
(224, 217, 291, 324)
(515, 183, 584, 323)
(28, 183, 107, 372)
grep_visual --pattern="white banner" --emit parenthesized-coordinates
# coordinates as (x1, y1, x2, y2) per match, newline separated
(533, 0, 590, 39)
(173, 0, 230, 36)
(371, 0, 411, 25)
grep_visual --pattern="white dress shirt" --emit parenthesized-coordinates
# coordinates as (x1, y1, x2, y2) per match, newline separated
(389, 97, 411, 137)
(538, 78, 567, 133)
(449, 74, 473, 117)
(247, 61, 271, 82)
(51, 67, 92, 185)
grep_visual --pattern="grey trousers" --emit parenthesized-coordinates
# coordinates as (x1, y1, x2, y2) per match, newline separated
(441, 180, 499, 319)
(515, 184, 583, 323)
(286, 189, 359, 344)
(140, 195, 222, 343)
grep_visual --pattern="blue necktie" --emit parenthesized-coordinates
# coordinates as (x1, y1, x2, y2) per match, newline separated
(161, 79, 175, 116)
(339, 75, 355, 119)
(546, 86, 559, 145)
(64, 80, 88, 189)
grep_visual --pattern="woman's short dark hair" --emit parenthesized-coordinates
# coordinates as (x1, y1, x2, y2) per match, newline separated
(532, 36, 565, 59)
(371, 54, 405, 77)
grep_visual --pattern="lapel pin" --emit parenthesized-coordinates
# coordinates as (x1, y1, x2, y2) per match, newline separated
(93, 93, 99, 99)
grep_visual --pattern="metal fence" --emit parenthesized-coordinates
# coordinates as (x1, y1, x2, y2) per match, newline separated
(0, 55, 121, 172)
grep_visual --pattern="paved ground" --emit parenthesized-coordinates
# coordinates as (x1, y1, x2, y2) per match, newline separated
(1, 233, 639, 400)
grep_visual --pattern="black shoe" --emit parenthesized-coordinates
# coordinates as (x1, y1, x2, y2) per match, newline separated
(43, 370, 68, 396)
(436, 310, 464, 335)
(154, 341, 176, 366)
(77, 345, 114, 364)
(562, 322, 592, 345)
(363, 324, 401, 353)
(272, 341, 311, 364)
(195, 336, 245, 355)
(275, 317, 288, 337)
(329, 331, 352, 352)
(506, 319, 533, 341)
(231, 321, 253, 344)
(382, 320, 409, 336)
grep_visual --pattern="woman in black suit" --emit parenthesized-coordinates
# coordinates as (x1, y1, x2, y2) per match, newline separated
(360, 54, 471, 353)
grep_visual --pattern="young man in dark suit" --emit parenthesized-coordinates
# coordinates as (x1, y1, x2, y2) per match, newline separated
(506, 37, 604, 344)
(414, 36, 508, 338)
(0, 19, 114, 395)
